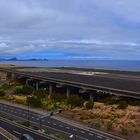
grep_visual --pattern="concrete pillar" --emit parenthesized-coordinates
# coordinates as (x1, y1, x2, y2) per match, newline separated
(89, 93, 93, 101)
(66, 87, 70, 98)
(49, 84, 52, 96)
(26, 79, 29, 85)
(11, 73, 15, 79)
(36, 81, 39, 90)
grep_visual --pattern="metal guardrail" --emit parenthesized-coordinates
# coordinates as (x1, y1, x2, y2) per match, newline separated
(0, 127, 19, 140)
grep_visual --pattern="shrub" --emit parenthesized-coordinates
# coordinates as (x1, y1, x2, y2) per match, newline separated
(14, 86, 23, 95)
(51, 93, 66, 102)
(0, 90, 6, 96)
(94, 122, 101, 128)
(85, 100, 94, 110)
(107, 121, 113, 131)
(0, 83, 10, 90)
(15, 85, 34, 95)
(22, 85, 34, 95)
(67, 95, 84, 107)
(34, 89, 49, 99)
(120, 127, 128, 135)
(27, 96, 42, 108)
(117, 101, 128, 109)
(103, 97, 117, 105)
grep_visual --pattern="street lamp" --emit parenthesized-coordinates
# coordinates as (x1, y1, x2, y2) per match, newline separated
(27, 95, 33, 127)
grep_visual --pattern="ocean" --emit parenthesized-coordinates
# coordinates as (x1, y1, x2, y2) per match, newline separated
(0, 60, 140, 72)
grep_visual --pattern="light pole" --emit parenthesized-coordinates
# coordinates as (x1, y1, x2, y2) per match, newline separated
(27, 95, 33, 127)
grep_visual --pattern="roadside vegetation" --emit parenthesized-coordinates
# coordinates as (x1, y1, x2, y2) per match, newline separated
(0, 75, 140, 139)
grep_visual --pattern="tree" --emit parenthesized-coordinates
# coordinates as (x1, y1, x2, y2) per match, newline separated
(85, 100, 94, 110)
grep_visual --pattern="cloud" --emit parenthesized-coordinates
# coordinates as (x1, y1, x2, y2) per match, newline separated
(0, 0, 140, 59)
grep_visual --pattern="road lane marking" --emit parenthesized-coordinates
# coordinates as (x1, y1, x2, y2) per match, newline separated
(13, 130, 21, 135)
(97, 135, 103, 139)
(66, 127, 70, 129)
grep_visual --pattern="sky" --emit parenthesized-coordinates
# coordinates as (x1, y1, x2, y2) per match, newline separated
(0, 0, 140, 60)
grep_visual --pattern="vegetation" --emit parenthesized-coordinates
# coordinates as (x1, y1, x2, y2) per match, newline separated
(106, 121, 113, 131)
(85, 100, 94, 110)
(14, 85, 34, 95)
(33, 89, 49, 99)
(27, 96, 42, 108)
(0, 90, 6, 96)
(117, 100, 128, 109)
(67, 95, 84, 107)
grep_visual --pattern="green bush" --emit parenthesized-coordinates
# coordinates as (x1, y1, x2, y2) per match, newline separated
(85, 100, 94, 110)
(15, 85, 34, 95)
(120, 127, 128, 135)
(103, 97, 117, 105)
(117, 101, 128, 109)
(94, 122, 101, 128)
(34, 89, 49, 99)
(22, 85, 34, 95)
(14, 86, 23, 95)
(0, 90, 6, 96)
(51, 93, 66, 102)
(0, 83, 10, 90)
(107, 121, 113, 131)
(67, 95, 84, 107)
(27, 96, 42, 108)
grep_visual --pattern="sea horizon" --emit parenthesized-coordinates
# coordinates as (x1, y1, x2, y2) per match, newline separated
(0, 59, 140, 72)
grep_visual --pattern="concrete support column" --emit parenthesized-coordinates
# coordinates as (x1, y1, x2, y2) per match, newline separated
(89, 93, 93, 101)
(11, 73, 15, 79)
(66, 87, 70, 98)
(36, 81, 39, 90)
(49, 84, 52, 96)
(26, 79, 29, 85)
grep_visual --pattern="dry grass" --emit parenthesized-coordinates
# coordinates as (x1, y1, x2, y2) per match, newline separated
(61, 102, 140, 139)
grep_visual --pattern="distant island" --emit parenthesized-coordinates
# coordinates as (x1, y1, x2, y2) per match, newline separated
(0, 57, 48, 61)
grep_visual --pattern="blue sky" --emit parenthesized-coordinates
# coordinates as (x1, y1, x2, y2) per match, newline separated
(0, 0, 140, 60)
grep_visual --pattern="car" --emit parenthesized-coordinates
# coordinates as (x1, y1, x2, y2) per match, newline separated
(21, 134, 34, 140)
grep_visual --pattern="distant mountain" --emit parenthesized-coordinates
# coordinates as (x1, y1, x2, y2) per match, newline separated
(0, 57, 48, 61)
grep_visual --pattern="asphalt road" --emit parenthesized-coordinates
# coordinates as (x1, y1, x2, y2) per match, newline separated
(0, 102, 124, 140)
(0, 118, 53, 140)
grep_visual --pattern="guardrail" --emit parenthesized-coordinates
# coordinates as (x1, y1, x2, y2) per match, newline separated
(0, 127, 19, 140)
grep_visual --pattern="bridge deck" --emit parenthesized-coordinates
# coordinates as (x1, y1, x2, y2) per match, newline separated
(28, 71, 140, 94)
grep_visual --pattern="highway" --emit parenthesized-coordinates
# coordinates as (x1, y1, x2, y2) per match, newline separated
(0, 117, 53, 140)
(0, 102, 124, 140)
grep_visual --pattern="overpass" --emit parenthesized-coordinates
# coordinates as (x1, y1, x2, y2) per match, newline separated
(0, 67, 140, 99)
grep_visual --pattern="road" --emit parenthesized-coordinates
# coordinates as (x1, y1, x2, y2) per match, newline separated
(0, 102, 124, 140)
(0, 117, 53, 140)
